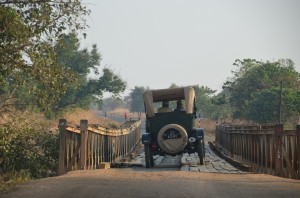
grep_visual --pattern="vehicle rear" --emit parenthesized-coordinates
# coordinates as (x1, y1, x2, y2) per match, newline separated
(142, 87, 205, 168)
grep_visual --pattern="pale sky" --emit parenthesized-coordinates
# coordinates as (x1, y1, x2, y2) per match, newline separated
(82, 0, 300, 95)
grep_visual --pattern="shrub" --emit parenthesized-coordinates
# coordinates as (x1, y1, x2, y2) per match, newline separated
(0, 123, 59, 192)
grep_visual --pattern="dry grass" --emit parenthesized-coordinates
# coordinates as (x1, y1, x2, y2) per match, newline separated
(1, 107, 140, 130)
(57, 108, 121, 128)
(108, 107, 145, 119)
(198, 118, 216, 142)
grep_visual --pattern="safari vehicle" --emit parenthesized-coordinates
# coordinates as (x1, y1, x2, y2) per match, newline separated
(142, 87, 205, 168)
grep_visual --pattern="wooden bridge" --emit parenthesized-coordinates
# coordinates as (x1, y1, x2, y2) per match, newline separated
(58, 118, 299, 180)
(214, 124, 300, 179)
(3, 120, 300, 198)
(58, 119, 141, 175)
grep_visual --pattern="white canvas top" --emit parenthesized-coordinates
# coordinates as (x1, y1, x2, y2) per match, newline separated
(143, 87, 195, 117)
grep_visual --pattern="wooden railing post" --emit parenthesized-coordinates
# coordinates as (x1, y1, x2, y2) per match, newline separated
(275, 124, 283, 176)
(228, 130, 233, 158)
(58, 119, 67, 175)
(80, 120, 88, 170)
(104, 135, 109, 162)
(296, 125, 300, 179)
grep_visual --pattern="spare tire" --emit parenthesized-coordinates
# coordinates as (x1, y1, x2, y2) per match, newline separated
(157, 124, 188, 154)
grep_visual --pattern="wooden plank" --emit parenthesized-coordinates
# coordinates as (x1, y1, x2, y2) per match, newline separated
(80, 120, 88, 170)
(58, 119, 67, 175)
(180, 165, 190, 171)
(296, 125, 300, 179)
(211, 161, 223, 171)
(66, 142, 81, 172)
(205, 164, 219, 173)
(198, 165, 210, 173)
(66, 126, 80, 134)
(155, 156, 165, 166)
(189, 166, 199, 172)
(281, 143, 297, 179)
(275, 124, 283, 177)
(291, 135, 297, 177)
(219, 162, 238, 172)
(65, 121, 141, 137)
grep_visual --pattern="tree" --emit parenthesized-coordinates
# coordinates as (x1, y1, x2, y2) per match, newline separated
(129, 86, 147, 113)
(223, 59, 300, 124)
(193, 85, 216, 115)
(193, 85, 230, 120)
(52, 33, 126, 115)
(103, 97, 125, 112)
(0, 1, 90, 117)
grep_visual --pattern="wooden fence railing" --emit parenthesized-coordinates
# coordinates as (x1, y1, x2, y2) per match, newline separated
(215, 124, 300, 179)
(58, 119, 141, 175)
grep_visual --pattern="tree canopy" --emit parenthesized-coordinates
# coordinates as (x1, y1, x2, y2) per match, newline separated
(0, 2, 127, 119)
(0, 1, 90, 117)
(53, 33, 126, 115)
(223, 59, 300, 124)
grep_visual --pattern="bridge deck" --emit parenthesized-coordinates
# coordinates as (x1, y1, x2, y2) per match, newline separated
(128, 143, 244, 173)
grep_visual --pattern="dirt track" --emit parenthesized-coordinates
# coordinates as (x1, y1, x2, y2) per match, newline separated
(2, 168, 300, 198)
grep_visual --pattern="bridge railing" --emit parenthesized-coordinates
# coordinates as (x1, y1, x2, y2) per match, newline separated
(215, 124, 300, 179)
(58, 119, 141, 175)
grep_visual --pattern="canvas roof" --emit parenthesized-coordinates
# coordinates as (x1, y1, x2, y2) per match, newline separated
(143, 87, 195, 117)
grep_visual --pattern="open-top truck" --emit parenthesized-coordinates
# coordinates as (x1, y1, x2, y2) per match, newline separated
(142, 87, 205, 168)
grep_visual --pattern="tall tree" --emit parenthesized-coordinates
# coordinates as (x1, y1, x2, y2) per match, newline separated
(53, 33, 126, 115)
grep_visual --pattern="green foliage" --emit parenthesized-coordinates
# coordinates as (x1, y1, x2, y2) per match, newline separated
(0, 125, 59, 179)
(0, 1, 127, 192)
(129, 86, 148, 113)
(193, 85, 216, 114)
(54, 33, 126, 113)
(0, 1, 89, 116)
(193, 85, 230, 120)
(223, 59, 300, 124)
(245, 88, 279, 123)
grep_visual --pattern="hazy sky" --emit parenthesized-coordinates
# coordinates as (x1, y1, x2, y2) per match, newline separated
(82, 0, 300, 94)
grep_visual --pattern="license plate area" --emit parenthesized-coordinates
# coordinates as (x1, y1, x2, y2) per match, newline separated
(162, 128, 182, 140)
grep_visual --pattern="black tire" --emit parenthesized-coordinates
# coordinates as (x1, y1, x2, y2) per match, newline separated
(197, 139, 204, 165)
(144, 144, 151, 168)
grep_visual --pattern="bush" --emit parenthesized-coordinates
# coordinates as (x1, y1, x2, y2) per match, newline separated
(0, 123, 59, 191)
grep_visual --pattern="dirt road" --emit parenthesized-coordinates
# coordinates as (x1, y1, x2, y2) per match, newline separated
(2, 168, 300, 198)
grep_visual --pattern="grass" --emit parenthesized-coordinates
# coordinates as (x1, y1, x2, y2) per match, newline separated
(58, 108, 122, 128)
(198, 118, 217, 142)
(0, 170, 31, 193)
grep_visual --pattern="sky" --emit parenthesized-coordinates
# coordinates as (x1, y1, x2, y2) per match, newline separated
(81, 0, 300, 95)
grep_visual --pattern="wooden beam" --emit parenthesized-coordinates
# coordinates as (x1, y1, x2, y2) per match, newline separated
(296, 125, 300, 179)
(80, 120, 88, 170)
(58, 119, 67, 175)
(281, 143, 297, 179)
(275, 124, 283, 177)
(66, 142, 81, 172)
